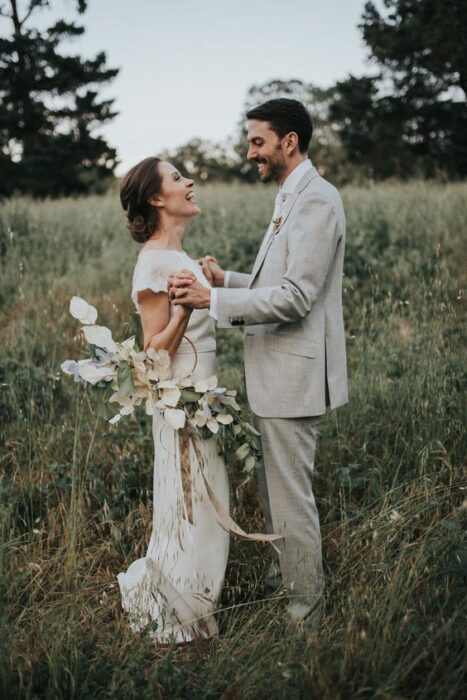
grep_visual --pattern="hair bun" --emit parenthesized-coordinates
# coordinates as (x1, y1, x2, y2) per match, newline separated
(128, 214, 152, 243)
(119, 157, 162, 244)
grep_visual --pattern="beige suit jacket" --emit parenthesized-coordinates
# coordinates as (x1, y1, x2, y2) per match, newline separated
(216, 166, 348, 418)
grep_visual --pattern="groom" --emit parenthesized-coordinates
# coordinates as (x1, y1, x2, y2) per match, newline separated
(168, 98, 348, 627)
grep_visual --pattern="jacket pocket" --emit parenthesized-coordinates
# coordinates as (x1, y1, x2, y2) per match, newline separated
(265, 333, 316, 358)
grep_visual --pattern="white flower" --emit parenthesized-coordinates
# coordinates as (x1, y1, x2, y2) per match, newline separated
(60, 359, 82, 382)
(79, 361, 117, 385)
(160, 387, 181, 407)
(206, 418, 219, 434)
(194, 375, 218, 393)
(133, 369, 152, 389)
(108, 401, 135, 425)
(146, 347, 172, 381)
(145, 395, 157, 415)
(158, 381, 181, 407)
(131, 350, 146, 363)
(121, 336, 135, 351)
(120, 403, 135, 416)
(193, 409, 207, 427)
(116, 336, 136, 360)
(216, 413, 234, 425)
(109, 391, 133, 407)
(177, 376, 194, 388)
(82, 325, 118, 353)
(164, 408, 186, 430)
(69, 296, 97, 325)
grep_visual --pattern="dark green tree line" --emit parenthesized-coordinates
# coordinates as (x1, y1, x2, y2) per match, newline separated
(331, 0, 467, 179)
(0, 0, 119, 196)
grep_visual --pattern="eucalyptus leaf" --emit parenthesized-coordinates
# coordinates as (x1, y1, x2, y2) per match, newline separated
(244, 422, 261, 436)
(244, 455, 256, 472)
(180, 389, 202, 403)
(117, 361, 135, 397)
(236, 443, 250, 460)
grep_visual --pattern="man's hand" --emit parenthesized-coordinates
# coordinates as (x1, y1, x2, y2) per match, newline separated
(197, 255, 226, 287)
(167, 269, 211, 310)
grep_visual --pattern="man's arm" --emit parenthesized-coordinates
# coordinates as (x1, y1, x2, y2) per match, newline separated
(215, 194, 342, 328)
(226, 271, 251, 289)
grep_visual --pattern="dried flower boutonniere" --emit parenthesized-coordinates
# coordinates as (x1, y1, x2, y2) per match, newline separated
(271, 214, 284, 234)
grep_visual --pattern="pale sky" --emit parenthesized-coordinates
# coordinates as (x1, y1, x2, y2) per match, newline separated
(10, 0, 371, 174)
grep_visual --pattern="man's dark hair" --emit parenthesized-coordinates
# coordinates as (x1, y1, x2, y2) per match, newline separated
(246, 98, 313, 153)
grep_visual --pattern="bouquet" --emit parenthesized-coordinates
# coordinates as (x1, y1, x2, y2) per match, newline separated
(61, 296, 261, 474)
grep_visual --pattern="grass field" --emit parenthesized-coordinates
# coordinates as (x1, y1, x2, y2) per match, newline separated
(0, 181, 466, 699)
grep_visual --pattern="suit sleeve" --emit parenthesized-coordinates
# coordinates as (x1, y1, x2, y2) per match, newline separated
(215, 194, 342, 328)
(226, 270, 251, 288)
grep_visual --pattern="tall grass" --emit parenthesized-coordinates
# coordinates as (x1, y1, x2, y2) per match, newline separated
(0, 182, 465, 699)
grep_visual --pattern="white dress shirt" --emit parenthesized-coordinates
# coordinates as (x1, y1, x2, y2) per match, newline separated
(209, 159, 313, 319)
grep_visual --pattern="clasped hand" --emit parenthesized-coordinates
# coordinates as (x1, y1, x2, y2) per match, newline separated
(167, 255, 225, 310)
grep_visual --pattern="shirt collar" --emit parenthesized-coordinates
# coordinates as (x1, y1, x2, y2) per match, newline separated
(279, 159, 313, 196)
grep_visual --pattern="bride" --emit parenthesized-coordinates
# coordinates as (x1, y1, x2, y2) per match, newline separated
(117, 156, 230, 644)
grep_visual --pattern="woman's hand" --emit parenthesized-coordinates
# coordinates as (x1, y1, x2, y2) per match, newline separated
(175, 303, 193, 319)
(197, 255, 226, 287)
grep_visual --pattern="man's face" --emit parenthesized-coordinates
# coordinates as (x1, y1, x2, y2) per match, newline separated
(246, 119, 287, 183)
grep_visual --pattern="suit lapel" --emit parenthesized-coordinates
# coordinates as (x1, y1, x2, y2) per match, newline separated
(248, 166, 319, 287)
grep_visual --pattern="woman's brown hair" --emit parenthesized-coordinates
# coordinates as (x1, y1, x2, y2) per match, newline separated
(120, 157, 163, 243)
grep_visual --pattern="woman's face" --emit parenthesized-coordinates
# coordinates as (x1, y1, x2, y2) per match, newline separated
(153, 161, 200, 218)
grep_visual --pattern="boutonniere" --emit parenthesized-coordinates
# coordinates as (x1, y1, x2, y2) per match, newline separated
(271, 214, 284, 234)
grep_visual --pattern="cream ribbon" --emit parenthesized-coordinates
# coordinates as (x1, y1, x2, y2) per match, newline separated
(181, 430, 283, 551)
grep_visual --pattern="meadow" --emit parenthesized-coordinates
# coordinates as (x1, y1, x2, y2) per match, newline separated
(0, 181, 465, 699)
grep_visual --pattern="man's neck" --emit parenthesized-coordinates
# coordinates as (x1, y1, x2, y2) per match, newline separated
(277, 155, 308, 186)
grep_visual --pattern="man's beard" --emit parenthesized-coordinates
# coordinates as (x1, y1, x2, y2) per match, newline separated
(257, 147, 286, 183)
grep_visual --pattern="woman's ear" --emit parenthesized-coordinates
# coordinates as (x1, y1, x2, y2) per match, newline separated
(148, 195, 164, 208)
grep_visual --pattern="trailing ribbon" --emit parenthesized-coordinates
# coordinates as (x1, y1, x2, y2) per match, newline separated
(180, 430, 282, 551)
(180, 432, 194, 524)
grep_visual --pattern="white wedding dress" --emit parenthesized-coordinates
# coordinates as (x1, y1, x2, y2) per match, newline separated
(117, 249, 230, 644)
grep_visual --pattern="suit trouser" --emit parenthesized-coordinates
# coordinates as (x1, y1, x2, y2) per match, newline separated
(252, 413, 324, 614)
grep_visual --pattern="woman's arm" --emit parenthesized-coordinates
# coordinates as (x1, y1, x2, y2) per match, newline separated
(137, 289, 192, 356)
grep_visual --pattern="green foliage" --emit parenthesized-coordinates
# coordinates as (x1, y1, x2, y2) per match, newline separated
(0, 182, 465, 698)
(116, 361, 135, 397)
(332, 0, 467, 178)
(0, 0, 119, 197)
(159, 137, 241, 183)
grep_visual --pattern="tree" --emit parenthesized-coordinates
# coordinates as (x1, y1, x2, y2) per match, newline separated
(0, 0, 119, 197)
(159, 137, 239, 182)
(331, 0, 467, 179)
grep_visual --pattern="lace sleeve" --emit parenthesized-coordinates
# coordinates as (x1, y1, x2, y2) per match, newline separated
(131, 257, 172, 308)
